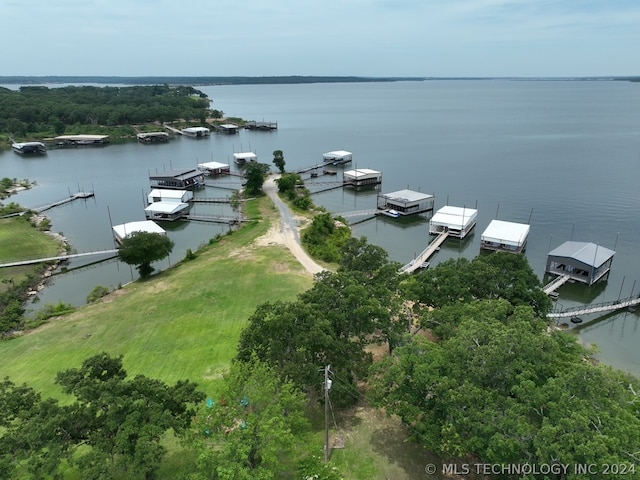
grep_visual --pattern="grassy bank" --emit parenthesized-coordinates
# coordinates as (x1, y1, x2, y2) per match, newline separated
(0, 215, 62, 291)
(0, 197, 313, 398)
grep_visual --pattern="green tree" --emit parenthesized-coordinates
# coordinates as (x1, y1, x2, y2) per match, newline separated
(55, 352, 204, 479)
(272, 149, 286, 173)
(117, 231, 174, 278)
(243, 162, 271, 196)
(186, 357, 308, 479)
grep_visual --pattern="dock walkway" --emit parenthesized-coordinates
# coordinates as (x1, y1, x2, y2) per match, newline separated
(400, 231, 449, 274)
(0, 249, 118, 268)
(542, 274, 571, 294)
(33, 192, 95, 213)
(547, 295, 640, 319)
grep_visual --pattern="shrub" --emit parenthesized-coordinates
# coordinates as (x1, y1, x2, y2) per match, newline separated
(87, 285, 111, 303)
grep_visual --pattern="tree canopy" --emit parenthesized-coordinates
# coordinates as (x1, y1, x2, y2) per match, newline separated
(243, 162, 271, 196)
(0, 353, 204, 479)
(117, 231, 175, 277)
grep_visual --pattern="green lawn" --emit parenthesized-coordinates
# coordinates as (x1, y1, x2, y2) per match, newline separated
(0, 198, 313, 398)
(0, 215, 62, 290)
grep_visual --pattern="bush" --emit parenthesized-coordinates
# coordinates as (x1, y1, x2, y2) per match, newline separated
(87, 285, 111, 303)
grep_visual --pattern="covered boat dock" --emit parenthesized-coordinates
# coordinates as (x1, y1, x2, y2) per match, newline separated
(112, 220, 166, 245)
(233, 152, 258, 166)
(429, 205, 478, 239)
(377, 189, 434, 215)
(322, 150, 352, 165)
(181, 127, 210, 138)
(197, 161, 231, 175)
(480, 219, 530, 253)
(545, 241, 615, 286)
(149, 169, 204, 190)
(343, 168, 382, 187)
(137, 132, 169, 143)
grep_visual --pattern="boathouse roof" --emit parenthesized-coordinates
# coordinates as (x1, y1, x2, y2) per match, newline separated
(144, 202, 189, 215)
(548, 241, 615, 268)
(53, 134, 109, 141)
(382, 189, 433, 203)
(481, 219, 530, 248)
(112, 220, 166, 240)
(233, 152, 257, 160)
(149, 169, 202, 181)
(431, 205, 478, 229)
(198, 161, 230, 170)
(323, 150, 352, 158)
(343, 168, 381, 178)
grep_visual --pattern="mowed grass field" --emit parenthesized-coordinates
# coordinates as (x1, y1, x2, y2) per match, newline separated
(0, 198, 314, 398)
(0, 215, 62, 290)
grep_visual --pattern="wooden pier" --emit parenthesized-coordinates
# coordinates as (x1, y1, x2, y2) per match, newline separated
(542, 273, 571, 295)
(547, 294, 640, 320)
(162, 124, 183, 135)
(0, 249, 118, 269)
(191, 197, 233, 204)
(34, 192, 95, 213)
(181, 213, 243, 225)
(400, 231, 449, 274)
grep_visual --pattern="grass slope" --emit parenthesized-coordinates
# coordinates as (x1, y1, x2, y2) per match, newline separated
(0, 198, 313, 398)
(0, 216, 62, 290)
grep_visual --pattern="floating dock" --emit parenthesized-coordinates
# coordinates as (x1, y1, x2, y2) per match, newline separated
(400, 231, 449, 274)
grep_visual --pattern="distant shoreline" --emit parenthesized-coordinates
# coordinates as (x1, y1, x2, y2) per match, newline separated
(1, 75, 637, 86)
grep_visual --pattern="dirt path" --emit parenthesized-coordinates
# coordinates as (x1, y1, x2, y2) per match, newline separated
(259, 175, 325, 275)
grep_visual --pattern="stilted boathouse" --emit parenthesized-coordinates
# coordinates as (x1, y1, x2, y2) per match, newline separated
(480, 219, 530, 253)
(377, 189, 434, 216)
(112, 220, 166, 245)
(545, 241, 615, 286)
(343, 169, 382, 187)
(323, 150, 352, 165)
(429, 205, 478, 239)
(197, 161, 231, 175)
(149, 169, 204, 190)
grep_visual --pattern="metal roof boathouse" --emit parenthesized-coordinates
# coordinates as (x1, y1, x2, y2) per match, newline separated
(480, 219, 530, 253)
(181, 127, 210, 138)
(197, 161, 231, 175)
(545, 241, 615, 286)
(233, 152, 258, 166)
(112, 221, 166, 245)
(429, 205, 478, 239)
(343, 169, 382, 187)
(149, 169, 204, 190)
(322, 150, 352, 165)
(137, 132, 169, 143)
(377, 189, 435, 216)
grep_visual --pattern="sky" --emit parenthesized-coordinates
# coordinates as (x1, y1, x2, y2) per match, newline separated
(2, 0, 639, 77)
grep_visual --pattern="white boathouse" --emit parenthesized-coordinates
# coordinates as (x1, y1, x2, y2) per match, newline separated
(343, 169, 382, 187)
(112, 220, 166, 245)
(147, 189, 193, 204)
(480, 219, 530, 253)
(322, 150, 352, 165)
(233, 152, 258, 166)
(182, 127, 210, 138)
(429, 205, 478, 239)
(545, 241, 615, 286)
(377, 189, 435, 215)
(197, 161, 231, 175)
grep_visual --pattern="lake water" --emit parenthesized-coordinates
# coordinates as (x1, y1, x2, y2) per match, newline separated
(2, 80, 640, 375)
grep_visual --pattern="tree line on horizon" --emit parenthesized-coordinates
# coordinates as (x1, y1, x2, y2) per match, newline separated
(0, 84, 216, 141)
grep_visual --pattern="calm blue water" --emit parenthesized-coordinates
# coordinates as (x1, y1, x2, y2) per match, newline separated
(2, 80, 640, 374)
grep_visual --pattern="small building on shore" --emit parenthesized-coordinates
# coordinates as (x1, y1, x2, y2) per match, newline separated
(545, 241, 615, 285)
(323, 150, 352, 164)
(112, 220, 166, 245)
(343, 168, 382, 187)
(233, 152, 258, 166)
(147, 188, 193, 204)
(182, 126, 210, 138)
(429, 205, 478, 239)
(137, 132, 169, 143)
(480, 219, 530, 253)
(149, 168, 204, 190)
(377, 189, 435, 215)
(197, 161, 231, 175)
(12, 141, 47, 154)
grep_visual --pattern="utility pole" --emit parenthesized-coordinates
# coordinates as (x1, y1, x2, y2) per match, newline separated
(324, 365, 332, 463)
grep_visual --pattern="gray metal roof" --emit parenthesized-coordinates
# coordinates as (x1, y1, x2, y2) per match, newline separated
(548, 241, 615, 267)
(383, 189, 433, 203)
